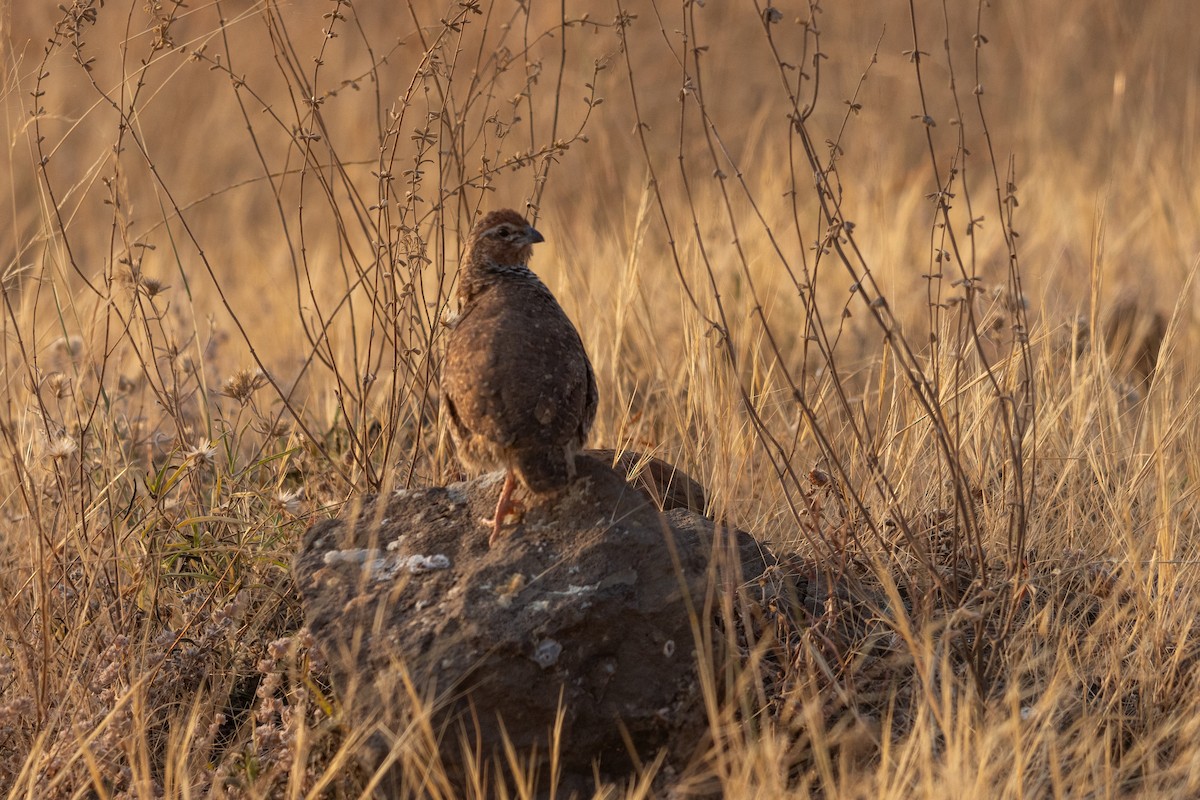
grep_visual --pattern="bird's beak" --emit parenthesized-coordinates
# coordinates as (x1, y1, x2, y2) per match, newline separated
(526, 226, 545, 244)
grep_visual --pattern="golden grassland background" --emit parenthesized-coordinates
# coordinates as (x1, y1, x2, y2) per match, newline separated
(1, 0, 1199, 796)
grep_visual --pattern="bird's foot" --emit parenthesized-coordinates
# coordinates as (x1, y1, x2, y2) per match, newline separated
(484, 471, 524, 547)
(482, 502, 525, 545)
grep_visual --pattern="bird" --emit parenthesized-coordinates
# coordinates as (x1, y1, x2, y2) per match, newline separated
(442, 209, 598, 546)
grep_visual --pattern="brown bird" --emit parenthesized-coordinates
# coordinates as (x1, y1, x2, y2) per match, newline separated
(442, 209, 598, 545)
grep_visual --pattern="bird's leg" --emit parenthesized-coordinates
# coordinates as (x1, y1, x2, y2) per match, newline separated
(485, 470, 522, 546)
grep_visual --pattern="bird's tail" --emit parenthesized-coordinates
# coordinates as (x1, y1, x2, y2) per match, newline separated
(513, 446, 576, 495)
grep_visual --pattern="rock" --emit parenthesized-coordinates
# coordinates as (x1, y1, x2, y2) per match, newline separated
(293, 455, 771, 794)
(586, 449, 709, 516)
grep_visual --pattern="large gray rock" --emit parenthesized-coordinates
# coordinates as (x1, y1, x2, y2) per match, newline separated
(293, 455, 771, 794)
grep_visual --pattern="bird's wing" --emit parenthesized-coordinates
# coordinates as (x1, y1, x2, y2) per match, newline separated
(443, 282, 593, 452)
(579, 349, 598, 441)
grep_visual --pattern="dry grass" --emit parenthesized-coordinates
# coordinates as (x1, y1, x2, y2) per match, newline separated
(1, 0, 1198, 796)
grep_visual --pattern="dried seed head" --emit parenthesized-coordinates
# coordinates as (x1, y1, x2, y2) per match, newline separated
(47, 436, 78, 460)
(275, 487, 305, 515)
(116, 266, 140, 291)
(185, 437, 218, 466)
(52, 336, 84, 358)
(990, 284, 1030, 313)
(139, 276, 169, 298)
(222, 368, 268, 404)
(44, 372, 71, 399)
(267, 636, 293, 661)
(175, 353, 197, 375)
(213, 591, 248, 626)
(255, 419, 293, 439)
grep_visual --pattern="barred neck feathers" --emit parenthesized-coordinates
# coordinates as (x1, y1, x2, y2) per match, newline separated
(458, 209, 547, 305)
(458, 258, 550, 306)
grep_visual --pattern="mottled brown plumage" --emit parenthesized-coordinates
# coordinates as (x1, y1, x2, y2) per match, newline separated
(443, 209, 598, 545)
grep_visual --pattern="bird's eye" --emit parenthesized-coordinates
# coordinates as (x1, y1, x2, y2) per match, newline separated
(496, 225, 513, 238)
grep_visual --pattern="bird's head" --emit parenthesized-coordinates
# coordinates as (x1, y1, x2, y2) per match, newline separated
(467, 209, 545, 268)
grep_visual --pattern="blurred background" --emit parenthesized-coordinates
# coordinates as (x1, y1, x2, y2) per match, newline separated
(4, 0, 1197, 528)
